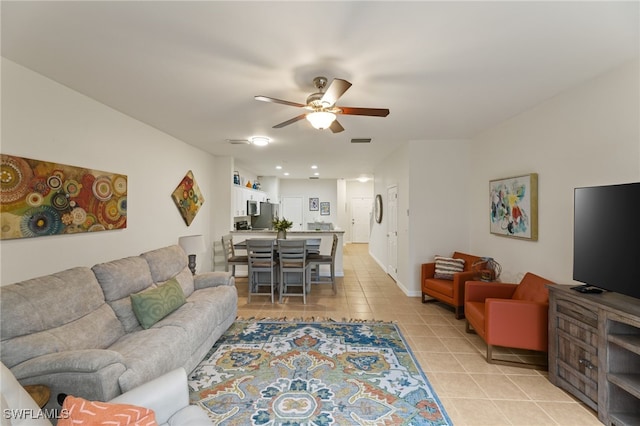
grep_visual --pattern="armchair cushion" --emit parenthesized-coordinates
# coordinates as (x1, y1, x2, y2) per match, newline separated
(421, 251, 484, 319)
(512, 272, 553, 303)
(434, 256, 465, 280)
(464, 273, 555, 357)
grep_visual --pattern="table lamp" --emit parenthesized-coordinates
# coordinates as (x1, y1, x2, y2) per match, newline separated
(178, 235, 206, 275)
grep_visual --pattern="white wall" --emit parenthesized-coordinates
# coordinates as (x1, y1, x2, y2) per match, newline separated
(469, 59, 640, 284)
(279, 179, 338, 229)
(370, 143, 410, 287)
(370, 60, 638, 296)
(0, 59, 226, 284)
(408, 139, 471, 293)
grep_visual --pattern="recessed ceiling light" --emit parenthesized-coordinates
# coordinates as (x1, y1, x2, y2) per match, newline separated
(250, 136, 270, 146)
(276, 165, 282, 170)
(284, 172, 290, 176)
(314, 172, 319, 176)
(357, 177, 369, 183)
(311, 165, 318, 169)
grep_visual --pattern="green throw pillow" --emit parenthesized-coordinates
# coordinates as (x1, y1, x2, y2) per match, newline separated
(130, 278, 186, 329)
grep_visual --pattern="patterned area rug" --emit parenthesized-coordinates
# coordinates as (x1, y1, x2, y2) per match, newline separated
(188, 320, 452, 425)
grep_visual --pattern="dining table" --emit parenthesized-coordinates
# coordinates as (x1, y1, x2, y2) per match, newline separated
(233, 238, 321, 254)
(233, 238, 322, 294)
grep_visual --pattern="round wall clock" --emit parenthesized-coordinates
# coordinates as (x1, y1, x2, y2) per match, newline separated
(374, 194, 383, 223)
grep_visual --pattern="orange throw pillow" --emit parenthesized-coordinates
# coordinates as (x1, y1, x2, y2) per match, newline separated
(59, 396, 157, 426)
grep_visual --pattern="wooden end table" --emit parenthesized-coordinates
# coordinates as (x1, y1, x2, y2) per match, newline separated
(24, 384, 51, 408)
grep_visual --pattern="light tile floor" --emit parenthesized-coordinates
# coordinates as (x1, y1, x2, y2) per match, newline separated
(235, 243, 601, 425)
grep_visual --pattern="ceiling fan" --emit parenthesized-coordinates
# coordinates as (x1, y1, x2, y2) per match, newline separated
(255, 76, 390, 133)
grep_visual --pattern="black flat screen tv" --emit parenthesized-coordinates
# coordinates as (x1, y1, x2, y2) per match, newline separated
(573, 182, 640, 300)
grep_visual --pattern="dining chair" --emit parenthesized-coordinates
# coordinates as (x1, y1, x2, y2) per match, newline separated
(307, 234, 338, 294)
(221, 234, 248, 277)
(277, 239, 310, 304)
(246, 239, 278, 303)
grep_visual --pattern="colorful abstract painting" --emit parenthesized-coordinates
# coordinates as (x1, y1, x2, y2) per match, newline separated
(171, 170, 204, 226)
(490, 173, 538, 240)
(1, 154, 127, 240)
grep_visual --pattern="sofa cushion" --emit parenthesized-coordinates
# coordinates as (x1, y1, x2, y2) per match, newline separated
(0, 268, 124, 368)
(2, 304, 124, 369)
(131, 279, 186, 329)
(0, 267, 106, 339)
(434, 256, 465, 280)
(93, 256, 155, 301)
(59, 395, 156, 426)
(512, 272, 554, 304)
(109, 326, 191, 393)
(141, 246, 195, 297)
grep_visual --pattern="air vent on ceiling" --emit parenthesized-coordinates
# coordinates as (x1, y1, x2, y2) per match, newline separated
(351, 138, 372, 144)
(309, 176, 319, 179)
(226, 139, 250, 145)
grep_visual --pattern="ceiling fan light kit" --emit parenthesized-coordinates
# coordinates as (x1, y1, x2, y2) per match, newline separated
(255, 76, 389, 133)
(250, 136, 270, 146)
(306, 111, 336, 129)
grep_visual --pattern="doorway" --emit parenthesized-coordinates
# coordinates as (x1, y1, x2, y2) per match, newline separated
(387, 185, 398, 281)
(280, 196, 304, 231)
(351, 197, 372, 243)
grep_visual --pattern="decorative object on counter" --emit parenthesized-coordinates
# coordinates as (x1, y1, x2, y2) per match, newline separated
(233, 171, 240, 185)
(374, 194, 383, 223)
(171, 170, 204, 226)
(490, 173, 538, 240)
(272, 216, 293, 239)
(471, 257, 502, 281)
(178, 234, 206, 274)
(320, 201, 330, 216)
(309, 197, 319, 211)
(246, 180, 252, 188)
(0, 154, 127, 240)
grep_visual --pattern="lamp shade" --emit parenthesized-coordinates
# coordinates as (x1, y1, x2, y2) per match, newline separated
(306, 111, 336, 129)
(178, 235, 206, 254)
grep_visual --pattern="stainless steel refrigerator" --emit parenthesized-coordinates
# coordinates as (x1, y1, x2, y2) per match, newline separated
(251, 202, 279, 229)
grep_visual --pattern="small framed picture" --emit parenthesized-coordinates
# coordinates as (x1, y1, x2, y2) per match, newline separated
(320, 202, 330, 216)
(309, 197, 319, 211)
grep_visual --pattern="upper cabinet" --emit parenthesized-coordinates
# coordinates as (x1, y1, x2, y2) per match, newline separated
(232, 186, 267, 217)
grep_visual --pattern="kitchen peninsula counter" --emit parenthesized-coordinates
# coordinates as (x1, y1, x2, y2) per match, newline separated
(230, 230, 344, 278)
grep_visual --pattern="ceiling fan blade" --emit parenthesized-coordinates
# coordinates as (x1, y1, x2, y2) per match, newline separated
(273, 114, 307, 128)
(339, 106, 390, 117)
(255, 95, 306, 108)
(321, 79, 352, 106)
(330, 120, 344, 133)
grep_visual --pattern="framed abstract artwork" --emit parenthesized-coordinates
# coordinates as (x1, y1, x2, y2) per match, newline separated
(172, 170, 204, 226)
(1, 154, 127, 240)
(320, 201, 330, 216)
(309, 197, 319, 211)
(490, 173, 538, 240)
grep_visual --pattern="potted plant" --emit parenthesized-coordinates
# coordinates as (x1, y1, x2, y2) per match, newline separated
(272, 217, 293, 239)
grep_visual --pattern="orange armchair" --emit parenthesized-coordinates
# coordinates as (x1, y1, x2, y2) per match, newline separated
(464, 272, 554, 368)
(421, 252, 484, 319)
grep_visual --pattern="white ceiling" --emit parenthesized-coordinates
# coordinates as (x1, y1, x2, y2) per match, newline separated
(2, 1, 638, 180)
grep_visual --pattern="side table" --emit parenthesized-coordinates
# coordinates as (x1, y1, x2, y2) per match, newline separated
(24, 384, 51, 408)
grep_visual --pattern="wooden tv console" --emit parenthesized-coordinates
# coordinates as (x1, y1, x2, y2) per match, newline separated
(548, 285, 640, 425)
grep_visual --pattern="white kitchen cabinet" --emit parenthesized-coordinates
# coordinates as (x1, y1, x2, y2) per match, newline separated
(232, 186, 267, 217)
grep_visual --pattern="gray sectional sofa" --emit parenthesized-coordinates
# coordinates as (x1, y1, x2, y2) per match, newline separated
(0, 245, 238, 411)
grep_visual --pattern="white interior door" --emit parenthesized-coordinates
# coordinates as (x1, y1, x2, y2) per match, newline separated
(351, 197, 372, 243)
(281, 196, 304, 231)
(387, 186, 398, 281)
